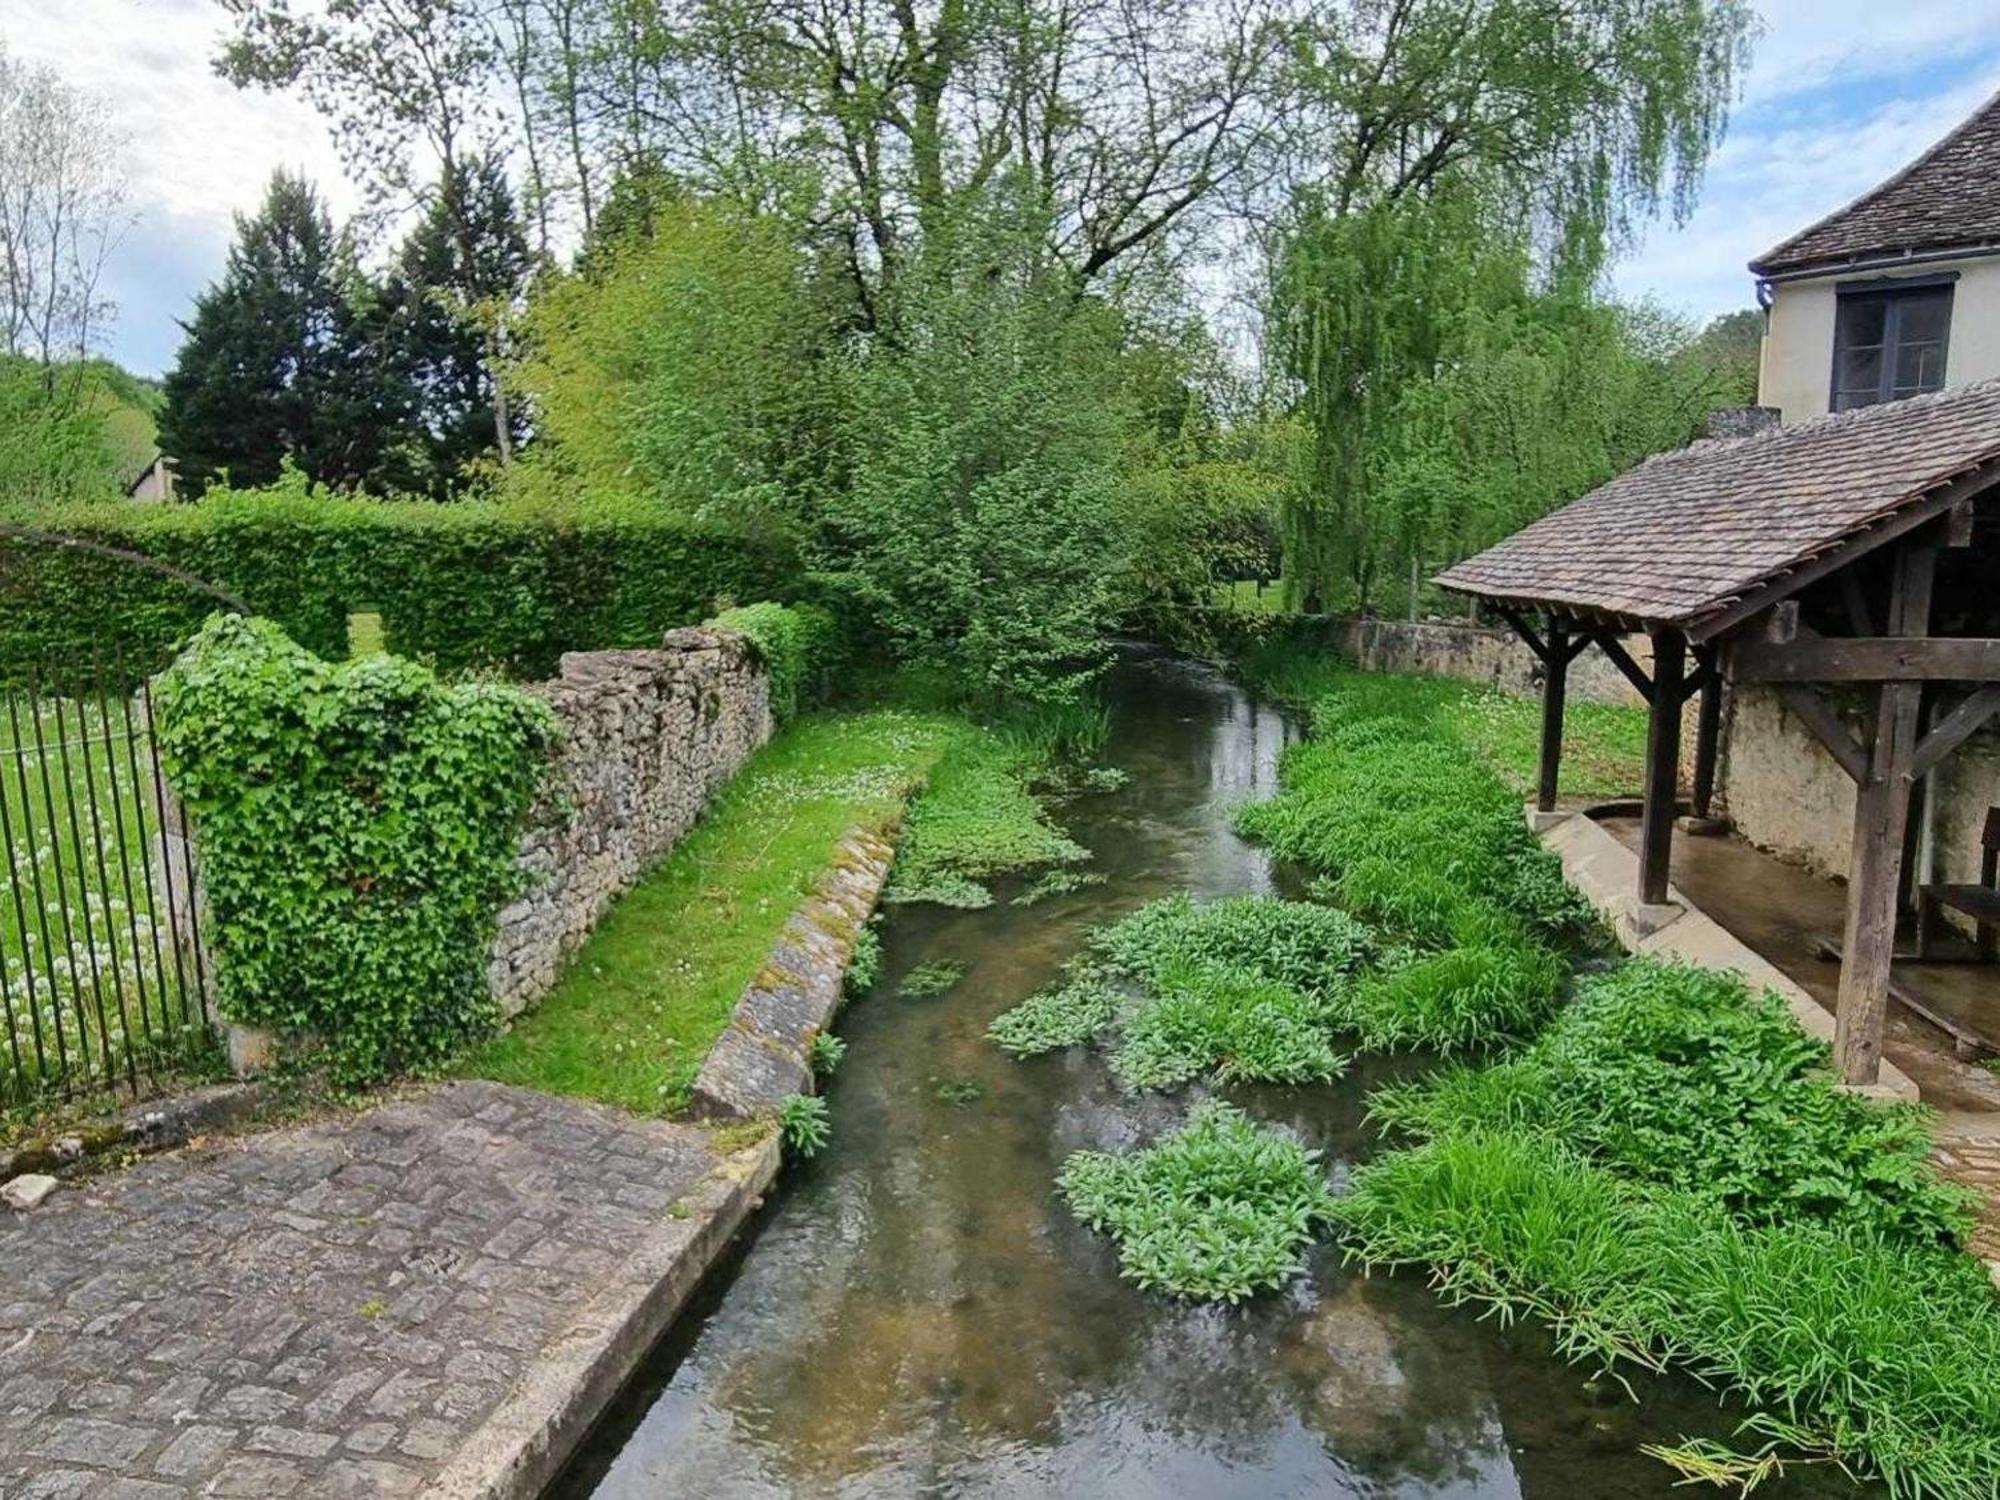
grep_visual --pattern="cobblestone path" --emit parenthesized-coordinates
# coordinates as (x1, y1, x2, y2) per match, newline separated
(0, 1082, 726, 1499)
(1934, 1128, 2000, 1264)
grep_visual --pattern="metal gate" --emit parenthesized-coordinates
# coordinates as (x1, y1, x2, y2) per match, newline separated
(0, 659, 213, 1104)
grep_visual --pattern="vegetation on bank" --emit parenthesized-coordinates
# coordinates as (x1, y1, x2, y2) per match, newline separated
(469, 703, 1082, 1115)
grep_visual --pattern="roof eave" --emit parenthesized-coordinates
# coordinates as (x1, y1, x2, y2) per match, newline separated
(1751, 240, 2000, 283)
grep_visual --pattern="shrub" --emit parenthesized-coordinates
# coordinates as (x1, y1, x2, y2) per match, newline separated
(154, 616, 555, 1084)
(1059, 1101, 1338, 1301)
(2, 474, 795, 683)
(708, 601, 841, 721)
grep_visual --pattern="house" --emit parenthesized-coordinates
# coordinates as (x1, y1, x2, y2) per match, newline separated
(125, 452, 177, 503)
(1432, 94, 2000, 1090)
(1754, 91, 2000, 424)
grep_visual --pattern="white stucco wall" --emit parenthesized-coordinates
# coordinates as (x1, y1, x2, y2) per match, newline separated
(1757, 255, 2000, 425)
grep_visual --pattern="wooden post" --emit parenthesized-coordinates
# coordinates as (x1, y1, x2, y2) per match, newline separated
(1692, 657, 1722, 819)
(1537, 618, 1569, 813)
(1833, 539, 1936, 1085)
(1638, 629, 1685, 907)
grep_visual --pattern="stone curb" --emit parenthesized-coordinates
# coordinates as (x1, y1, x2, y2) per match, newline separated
(425, 1132, 782, 1500)
(689, 822, 899, 1120)
(0, 1080, 263, 1188)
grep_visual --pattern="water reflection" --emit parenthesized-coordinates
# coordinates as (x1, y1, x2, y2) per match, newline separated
(556, 653, 1867, 1500)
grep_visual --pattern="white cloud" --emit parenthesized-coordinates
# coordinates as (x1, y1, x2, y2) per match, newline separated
(1613, 52, 2000, 323)
(6, 0, 355, 373)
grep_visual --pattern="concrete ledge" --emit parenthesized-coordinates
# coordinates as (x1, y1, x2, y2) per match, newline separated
(1537, 809, 1920, 1102)
(690, 824, 898, 1120)
(0, 1081, 263, 1185)
(427, 1132, 781, 1500)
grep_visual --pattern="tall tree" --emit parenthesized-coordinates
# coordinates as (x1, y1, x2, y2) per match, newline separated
(378, 155, 533, 495)
(157, 173, 390, 492)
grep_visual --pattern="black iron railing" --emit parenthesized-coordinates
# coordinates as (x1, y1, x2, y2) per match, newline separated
(0, 657, 213, 1104)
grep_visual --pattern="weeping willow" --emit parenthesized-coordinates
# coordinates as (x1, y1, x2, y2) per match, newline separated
(1267, 0, 1755, 612)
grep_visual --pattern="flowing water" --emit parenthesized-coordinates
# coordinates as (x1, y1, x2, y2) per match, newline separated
(555, 651, 1868, 1500)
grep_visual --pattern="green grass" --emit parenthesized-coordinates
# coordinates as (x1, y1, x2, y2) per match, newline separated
(1240, 647, 1647, 798)
(466, 709, 963, 1114)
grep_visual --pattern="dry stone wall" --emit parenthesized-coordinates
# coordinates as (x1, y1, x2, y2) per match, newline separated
(487, 627, 772, 1017)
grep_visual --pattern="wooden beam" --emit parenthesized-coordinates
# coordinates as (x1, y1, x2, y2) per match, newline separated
(1911, 684, 2000, 779)
(1678, 661, 1716, 705)
(1730, 636, 2000, 682)
(1688, 465, 1998, 643)
(1537, 619, 1570, 813)
(1839, 565, 1877, 637)
(1764, 600, 1800, 644)
(1639, 630, 1686, 906)
(1833, 538, 1934, 1085)
(1493, 605, 1549, 662)
(1948, 499, 1975, 547)
(1692, 660, 1723, 819)
(1592, 632, 1655, 703)
(1778, 685, 1868, 783)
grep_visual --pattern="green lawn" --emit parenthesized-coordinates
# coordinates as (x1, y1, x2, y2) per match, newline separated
(466, 704, 1075, 1115)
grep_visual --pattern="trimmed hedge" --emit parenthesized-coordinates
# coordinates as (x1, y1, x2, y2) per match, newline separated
(1, 478, 797, 683)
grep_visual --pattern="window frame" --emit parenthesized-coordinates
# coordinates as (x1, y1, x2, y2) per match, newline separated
(1829, 273, 1957, 413)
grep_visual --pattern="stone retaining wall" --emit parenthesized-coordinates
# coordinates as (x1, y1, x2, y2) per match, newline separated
(1325, 615, 1645, 706)
(487, 627, 773, 1017)
(690, 824, 897, 1119)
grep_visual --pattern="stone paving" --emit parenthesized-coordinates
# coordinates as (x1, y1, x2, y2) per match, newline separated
(1931, 1126, 2000, 1263)
(0, 1081, 730, 1499)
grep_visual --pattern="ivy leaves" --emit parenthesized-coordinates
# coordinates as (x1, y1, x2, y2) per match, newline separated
(155, 615, 555, 1084)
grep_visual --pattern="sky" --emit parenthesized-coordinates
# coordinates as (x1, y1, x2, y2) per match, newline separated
(9, 0, 2000, 377)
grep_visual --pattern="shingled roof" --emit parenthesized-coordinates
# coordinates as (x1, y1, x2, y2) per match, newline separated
(1751, 90, 2000, 278)
(1433, 378, 2000, 634)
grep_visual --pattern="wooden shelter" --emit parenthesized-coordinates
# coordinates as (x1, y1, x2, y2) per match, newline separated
(1435, 379, 2000, 1085)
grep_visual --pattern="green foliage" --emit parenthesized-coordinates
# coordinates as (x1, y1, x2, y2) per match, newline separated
(886, 729, 1087, 908)
(0, 357, 123, 506)
(779, 1092, 831, 1158)
(158, 172, 399, 496)
(845, 925, 882, 999)
(1093, 895, 1372, 1002)
(897, 961, 966, 999)
(808, 1031, 846, 1077)
(1059, 1101, 1338, 1302)
(987, 972, 1123, 1056)
(934, 1076, 985, 1106)
(2, 473, 795, 683)
(1011, 869, 1106, 906)
(1350, 941, 1566, 1054)
(818, 261, 1128, 709)
(154, 616, 555, 1084)
(1335, 1130, 2000, 1500)
(468, 708, 959, 1114)
(708, 602, 840, 722)
(1113, 961, 1350, 1090)
(1373, 961, 1977, 1245)
(511, 198, 830, 521)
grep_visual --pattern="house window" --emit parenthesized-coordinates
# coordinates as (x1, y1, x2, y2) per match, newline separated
(1832, 284, 1952, 411)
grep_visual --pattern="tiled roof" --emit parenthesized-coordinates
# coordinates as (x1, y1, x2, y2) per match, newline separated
(1433, 379, 2000, 631)
(1751, 90, 2000, 277)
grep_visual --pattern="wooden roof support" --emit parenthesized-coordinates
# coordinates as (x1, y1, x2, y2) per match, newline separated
(1691, 647, 1724, 820)
(1639, 629, 1687, 908)
(1834, 537, 1936, 1085)
(1733, 636, 2000, 682)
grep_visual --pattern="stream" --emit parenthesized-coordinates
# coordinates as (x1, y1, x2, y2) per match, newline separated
(553, 650, 1867, 1500)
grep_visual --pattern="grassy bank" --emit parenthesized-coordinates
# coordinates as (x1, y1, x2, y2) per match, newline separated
(468, 706, 1078, 1114)
(1231, 646, 2000, 1498)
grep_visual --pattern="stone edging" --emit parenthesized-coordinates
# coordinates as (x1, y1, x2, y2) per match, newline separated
(689, 823, 899, 1120)
(0, 1081, 263, 1187)
(426, 1132, 782, 1500)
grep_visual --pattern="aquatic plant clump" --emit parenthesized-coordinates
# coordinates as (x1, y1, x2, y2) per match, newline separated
(1349, 941, 1566, 1055)
(1093, 895, 1373, 1000)
(987, 973, 1124, 1055)
(1060, 1102, 1338, 1301)
(778, 1093, 832, 1158)
(898, 960, 967, 998)
(1369, 959, 1978, 1246)
(1334, 1129, 2000, 1500)
(845, 925, 883, 998)
(809, 1031, 847, 1076)
(1113, 961, 1349, 1090)
(886, 730, 1088, 908)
